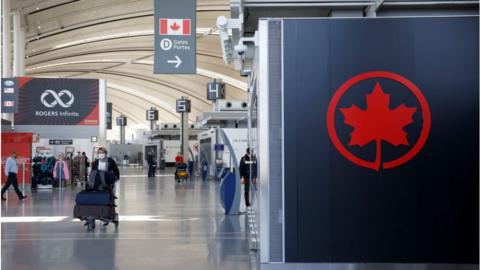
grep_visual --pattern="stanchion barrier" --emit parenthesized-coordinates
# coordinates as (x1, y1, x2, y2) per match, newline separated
(22, 161, 26, 192)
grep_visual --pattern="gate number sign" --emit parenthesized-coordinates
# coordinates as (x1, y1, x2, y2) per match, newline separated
(176, 99, 191, 113)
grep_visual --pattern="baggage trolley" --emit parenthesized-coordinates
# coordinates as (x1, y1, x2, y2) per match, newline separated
(73, 191, 119, 230)
(175, 163, 189, 182)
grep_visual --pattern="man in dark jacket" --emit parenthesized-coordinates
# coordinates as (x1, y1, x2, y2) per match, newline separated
(82, 152, 89, 182)
(147, 151, 156, 177)
(239, 148, 257, 208)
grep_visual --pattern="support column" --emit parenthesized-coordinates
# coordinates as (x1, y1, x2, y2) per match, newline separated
(2, 0, 12, 122)
(150, 120, 155, 131)
(116, 115, 127, 144)
(180, 109, 189, 158)
(99, 80, 107, 146)
(8, 10, 25, 130)
(13, 11, 25, 77)
(2, 0, 11, 78)
(176, 97, 191, 159)
(120, 126, 125, 144)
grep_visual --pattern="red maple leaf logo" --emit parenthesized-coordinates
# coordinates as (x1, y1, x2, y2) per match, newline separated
(170, 22, 180, 31)
(340, 82, 417, 171)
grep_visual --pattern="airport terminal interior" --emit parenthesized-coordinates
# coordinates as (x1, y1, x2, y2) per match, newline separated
(0, 0, 479, 269)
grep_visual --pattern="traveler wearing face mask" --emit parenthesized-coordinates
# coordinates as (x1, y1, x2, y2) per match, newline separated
(1, 152, 27, 201)
(91, 147, 120, 181)
(84, 147, 120, 227)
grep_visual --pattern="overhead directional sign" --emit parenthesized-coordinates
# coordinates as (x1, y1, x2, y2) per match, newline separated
(49, 139, 73, 145)
(167, 55, 182, 68)
(154, 0, 196, 74)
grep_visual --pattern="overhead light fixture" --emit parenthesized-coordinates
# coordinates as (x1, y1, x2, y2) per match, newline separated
(26, 59, 117, 71)
(53, 30, 154, 49)
(132, 60, 247, 91)
(108, 82, 177, 113)
(52, 29, 218, 50)
(197, 68, 248, 91)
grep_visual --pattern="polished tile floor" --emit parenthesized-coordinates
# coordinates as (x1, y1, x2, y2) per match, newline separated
(1, 168, 258, 270)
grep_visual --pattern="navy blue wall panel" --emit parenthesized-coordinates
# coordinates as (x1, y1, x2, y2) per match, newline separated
(283, 16, 479, 263)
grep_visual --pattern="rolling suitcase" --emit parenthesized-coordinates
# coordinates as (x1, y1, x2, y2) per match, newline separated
(73, 204, 116, 219)
(75, 190, 112, 205)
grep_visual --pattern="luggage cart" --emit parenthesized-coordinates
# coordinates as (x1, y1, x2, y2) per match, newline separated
(73, 191, 119, 230)
(175, 163, 189, 182)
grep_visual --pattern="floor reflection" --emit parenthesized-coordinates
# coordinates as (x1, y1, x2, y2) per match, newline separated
(2, 168, 256, 270)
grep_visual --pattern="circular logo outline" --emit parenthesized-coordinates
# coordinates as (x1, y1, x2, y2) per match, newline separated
(160, 38, 173, 51)
(326, 71, 431, 171)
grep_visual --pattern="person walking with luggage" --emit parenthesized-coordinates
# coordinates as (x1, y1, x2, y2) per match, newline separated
(91, 147, 119, 227)
(82, 152, 90, 182)
(239, 148, 256, 208)
(147, 151, 155, 177)
(174, 152, 186, 182)
(92, 148, 120, 185)
(1, 152, 27, 201)
(175, 152, 184, 165)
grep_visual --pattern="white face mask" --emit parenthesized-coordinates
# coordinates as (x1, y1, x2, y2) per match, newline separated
(98, 153, 106, 159)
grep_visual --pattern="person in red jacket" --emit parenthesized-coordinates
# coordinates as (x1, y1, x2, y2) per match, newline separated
(174, 152, 187, 182)
(175, 152, 184, 164)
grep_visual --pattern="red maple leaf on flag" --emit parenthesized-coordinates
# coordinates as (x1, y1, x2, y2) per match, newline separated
(170, 22, 180, 31)
(340, 82, 417, 171)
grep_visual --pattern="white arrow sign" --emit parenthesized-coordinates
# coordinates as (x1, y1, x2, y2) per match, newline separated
(167, 55, 182, 68)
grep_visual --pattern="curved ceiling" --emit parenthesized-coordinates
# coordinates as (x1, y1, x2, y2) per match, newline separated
(12, 0, 246, 126)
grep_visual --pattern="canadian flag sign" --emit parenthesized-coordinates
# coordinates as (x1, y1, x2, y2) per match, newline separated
(154, 0, 196, 74)
(159, 19, 191, 36)
(4, 101, 14, 107)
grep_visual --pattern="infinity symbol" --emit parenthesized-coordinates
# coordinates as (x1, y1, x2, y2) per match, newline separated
(40, 89, 75, 108)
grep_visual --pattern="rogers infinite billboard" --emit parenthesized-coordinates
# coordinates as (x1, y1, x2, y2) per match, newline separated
(14, 77, 99, 126)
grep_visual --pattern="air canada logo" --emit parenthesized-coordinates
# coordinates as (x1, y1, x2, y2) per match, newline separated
(40, 89, 75, 108)
(327, 71, 431, 171)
